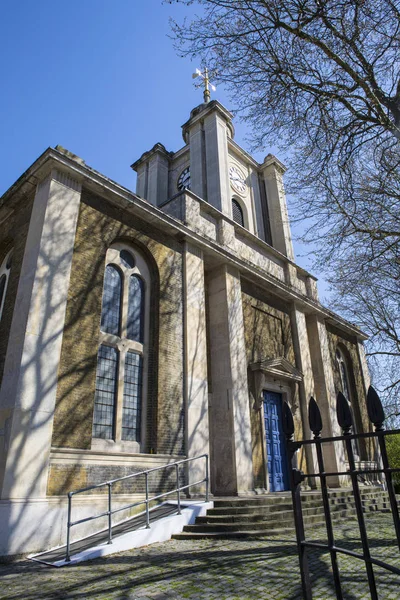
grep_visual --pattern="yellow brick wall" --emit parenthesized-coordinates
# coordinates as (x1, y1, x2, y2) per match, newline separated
(51, 190, 184, 456)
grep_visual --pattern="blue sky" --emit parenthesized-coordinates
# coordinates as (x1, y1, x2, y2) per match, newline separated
(0, 0, 326, 292)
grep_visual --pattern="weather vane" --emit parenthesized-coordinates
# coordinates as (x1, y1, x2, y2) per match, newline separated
(192, 67, 217, 103)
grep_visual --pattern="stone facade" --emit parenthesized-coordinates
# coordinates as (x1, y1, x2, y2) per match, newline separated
(52, 191, 185, 457)
(326, 324, 373, 460)
(0, 100, 373, 556)
(0, 194, 35, 383)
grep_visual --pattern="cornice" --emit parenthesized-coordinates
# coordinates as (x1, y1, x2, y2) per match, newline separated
(130, 142, 173, 171)
(261, 153, 287, 174)
(1, 147, 367, 342)
(181, 100, 235, 143)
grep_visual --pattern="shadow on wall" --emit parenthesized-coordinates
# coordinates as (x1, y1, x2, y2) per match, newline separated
(0, 187, 190, 555)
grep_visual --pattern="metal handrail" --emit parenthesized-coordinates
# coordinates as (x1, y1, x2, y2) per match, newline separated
(65, 454, 209, 562)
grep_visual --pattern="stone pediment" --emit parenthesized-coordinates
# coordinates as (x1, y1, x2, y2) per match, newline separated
(249, 357, 303, 382)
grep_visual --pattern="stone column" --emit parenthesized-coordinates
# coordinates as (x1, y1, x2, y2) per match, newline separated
(207, 265, 253, 495)
(0, 170, 82, 500)
(306, 315, 345, 482)
(183, 243, 210, 493)
(261, 155, 294, 260)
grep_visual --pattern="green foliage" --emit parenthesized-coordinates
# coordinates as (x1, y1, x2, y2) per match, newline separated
(386, 433, 400, 492)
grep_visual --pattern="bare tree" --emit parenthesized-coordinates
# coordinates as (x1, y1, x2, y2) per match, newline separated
(170, 0, 400, 409)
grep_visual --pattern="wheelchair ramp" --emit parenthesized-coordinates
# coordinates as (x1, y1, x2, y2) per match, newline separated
(29, 500, 212, 567)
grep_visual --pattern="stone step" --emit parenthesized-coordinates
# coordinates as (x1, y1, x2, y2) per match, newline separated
(201, 503, 366, 524)
(173, 510, 362, 540)
(183, 509, 355, 533)
(208, 496, 389, 516)
(172, 529, 293, 540)
(212, 488, 386, 509)
(173, 489, 393, 541)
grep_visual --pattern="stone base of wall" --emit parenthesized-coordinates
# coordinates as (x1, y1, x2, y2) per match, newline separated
(1, 451, 202, 557)
(0, 494, 153, 557)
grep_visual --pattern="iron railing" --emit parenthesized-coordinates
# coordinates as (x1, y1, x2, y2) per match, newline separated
(65, 454, 209, 562)
(283, 386, 400, 600)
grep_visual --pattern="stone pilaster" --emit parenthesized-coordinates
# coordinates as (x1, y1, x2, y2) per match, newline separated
(306, 315, 345, 482)
(207, 265, 253, 495)
(0, 170, 82, 500)
(204, 111, 231, 215)
(182, 101, 234, 217)
(187, 120, 207, 201)
(290, 306, 318, 482)
(261, 155, 294, 260)
(183, 243, 210, 493)
(357, 341, 371, 395)
(131, 143, 170, 206)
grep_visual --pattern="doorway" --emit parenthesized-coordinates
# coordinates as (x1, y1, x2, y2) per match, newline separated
(263, 391, 289, 492)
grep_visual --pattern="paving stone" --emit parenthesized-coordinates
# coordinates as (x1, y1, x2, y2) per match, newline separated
(0, 513, 399, 599)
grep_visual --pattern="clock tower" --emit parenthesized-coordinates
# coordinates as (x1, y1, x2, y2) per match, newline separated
(132, 99, 294, 261)
(131, 98, 299, 495)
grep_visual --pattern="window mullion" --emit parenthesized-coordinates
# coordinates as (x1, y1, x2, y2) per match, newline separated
(115, 272, 129, 442)
(121, 271, 129, 338)
(115, 347, 125, 442)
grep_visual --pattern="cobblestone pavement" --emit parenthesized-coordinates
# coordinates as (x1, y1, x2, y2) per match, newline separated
(1, 513, 399, 600)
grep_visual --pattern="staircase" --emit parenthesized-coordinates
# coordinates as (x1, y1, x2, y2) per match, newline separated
(173, 487, 394, 540)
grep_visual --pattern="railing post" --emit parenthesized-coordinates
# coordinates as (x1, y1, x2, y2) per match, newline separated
(376, 430, 400, 550)
(107, 483, 113, 545)
(337, 392, 378, 600)
(145, 472, 150, 528)
(367, 387, 400, 551)
(205, 454, 209, 502)
(292, 468, 313, 600)
(176, 463, 181, 515)
(66, 492, 72, 562)
(283, 401, 312, 600)
(309, 397, 343, 599)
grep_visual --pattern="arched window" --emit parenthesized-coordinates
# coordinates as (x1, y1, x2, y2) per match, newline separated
(0, 249, 13, 322)
(127, 275, 144, 342)
(336, 347, 360, 459)
(232, 198, 245, 227)
(93, 244, 150, 450)
(336, 348, 352, 403)
(100, 265, 122, 335)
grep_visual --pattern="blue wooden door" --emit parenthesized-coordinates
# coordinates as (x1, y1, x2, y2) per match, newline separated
(263, 391, 289, 492)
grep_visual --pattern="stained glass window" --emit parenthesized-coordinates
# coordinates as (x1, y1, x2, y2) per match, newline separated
(232, 198, 244, 227)
(92, 345, 118, 439)
(127, 275, 144, 342)
(122, 351, 142, 441)
(100, 264, 122, 335)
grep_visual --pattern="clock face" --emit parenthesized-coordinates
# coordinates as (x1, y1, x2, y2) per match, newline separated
(229, 165, 246, 195)
(177, 167, 191, 190)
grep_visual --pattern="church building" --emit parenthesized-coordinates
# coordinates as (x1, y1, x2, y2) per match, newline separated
(0, 95, 372, 556)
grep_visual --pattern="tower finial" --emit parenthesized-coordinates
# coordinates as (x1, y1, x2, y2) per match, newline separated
(192, 67, 216, 103)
